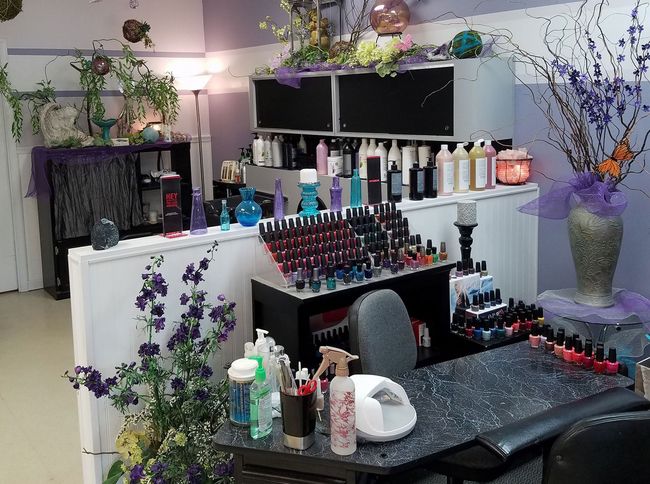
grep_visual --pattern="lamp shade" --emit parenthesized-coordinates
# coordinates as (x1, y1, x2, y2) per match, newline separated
(176, 74, 212, 91)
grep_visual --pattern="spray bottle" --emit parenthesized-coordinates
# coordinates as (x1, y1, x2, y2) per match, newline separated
(313, 346, 359, 456)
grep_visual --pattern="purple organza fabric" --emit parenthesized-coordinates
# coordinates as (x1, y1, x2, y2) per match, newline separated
(518, 172, 628, 219)
(26, 142, 175, 199)
(538, 289, 650, 330)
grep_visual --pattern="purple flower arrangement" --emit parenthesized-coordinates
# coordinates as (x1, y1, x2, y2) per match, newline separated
(64, 241, 235, 483)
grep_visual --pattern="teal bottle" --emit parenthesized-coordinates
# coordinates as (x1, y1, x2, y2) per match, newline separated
(220, 199, 230, 231)
(350, 168, 362, 208)
(249, 357, 272, 439)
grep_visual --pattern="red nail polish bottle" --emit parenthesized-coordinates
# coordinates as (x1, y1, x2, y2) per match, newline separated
(606, 348, 619, 375)
(582, 339, 594, 369)
(594, 344, 606, 374)
(563, 337, 574, 363)
(464, 321, 474, 338)
(573, 339, 584, 365)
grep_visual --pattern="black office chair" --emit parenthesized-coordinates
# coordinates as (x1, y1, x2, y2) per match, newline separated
(543, 411, 650, 484)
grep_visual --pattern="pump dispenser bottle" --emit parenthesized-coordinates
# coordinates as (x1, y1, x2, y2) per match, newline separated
(313, 346, 360, 456)
(469, 141, 487, 191)
(452, 143, 470, 193)
(249, 356, 272, 439)
(484, 140, 497, 189)
(254, 329, 271, 372)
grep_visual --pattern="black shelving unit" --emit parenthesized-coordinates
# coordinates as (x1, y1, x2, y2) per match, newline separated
(36, 142, 192, 299)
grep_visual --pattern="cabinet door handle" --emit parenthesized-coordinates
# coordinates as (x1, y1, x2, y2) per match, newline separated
(54, 246, 59, 256)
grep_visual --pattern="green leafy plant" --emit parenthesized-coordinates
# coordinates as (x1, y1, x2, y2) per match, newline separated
(0, 63, 23, 141)
(19, 79, 56, 135)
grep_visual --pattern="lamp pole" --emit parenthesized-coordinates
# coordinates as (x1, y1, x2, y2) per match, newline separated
(193, 88, 205, 195)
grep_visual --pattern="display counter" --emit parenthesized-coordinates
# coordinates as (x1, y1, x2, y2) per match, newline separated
(68, 183, 539, 483)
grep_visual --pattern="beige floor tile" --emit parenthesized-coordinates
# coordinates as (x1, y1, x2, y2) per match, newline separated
(0, 290, 82, 484)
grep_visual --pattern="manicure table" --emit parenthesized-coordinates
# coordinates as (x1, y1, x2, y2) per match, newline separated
(214, 341, 635, 483)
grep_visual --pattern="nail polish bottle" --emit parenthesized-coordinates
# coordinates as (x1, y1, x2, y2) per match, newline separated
(465, 321, 474, 338)
(343, 271, 352, 285)
(282, 261, 291, 284)
(364, 262, 373, 280)
(537, 307, 545, 327)
(295, 268, 305, 292)
(478, 293, 485, 311)
(582, 340, 595, 369)
(512, 313, 520, 333)
(525, 311, 534, 331)
(495, 289, 502, 305)
(505, 318, 513, 337)
(573, 339, 584, 365)
(482, 321, 491, 341)
(471, 295, 480, 312)
(439, 242, 447, 261)
(508, 297, 515, 309)
(563, 336, 574, 363)
(475, 261, 482, 276)
(335, 263, 344, 280)
(310, 268, 321, 293)
(373, 255, 382, 278)
(606, 348, 619, 375)
(484, 291, 491, 308)
(540, 325, 548, 347)
(594, 344, 606, 374)
(529, 325, 541, 349)
(544, 328, 555, 351)
(355, 263, 365, 282)
(473, 320, 482, 340)
(455, 261, 463, 278)
(496, 318, 506, 338)
(554, 329, 565, 358)
(326, 264, 336, 290)
(490, 318, 498, 339)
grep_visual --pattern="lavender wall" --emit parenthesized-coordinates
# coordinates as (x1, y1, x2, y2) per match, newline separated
(207, 91, 252, 168)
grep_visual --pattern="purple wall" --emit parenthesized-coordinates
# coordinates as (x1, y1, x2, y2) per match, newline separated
(208, 92, 252, 169)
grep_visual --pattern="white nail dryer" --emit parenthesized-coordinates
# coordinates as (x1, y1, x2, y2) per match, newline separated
(350, 374, 417, 442)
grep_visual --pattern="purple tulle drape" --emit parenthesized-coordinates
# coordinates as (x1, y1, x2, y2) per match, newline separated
(518, 172, 628, 219)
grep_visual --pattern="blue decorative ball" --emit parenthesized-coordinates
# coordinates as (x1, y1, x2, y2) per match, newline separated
(450, 30, 483, 59)
(91, 218, 119, 250)
(142, 127, 160, 143)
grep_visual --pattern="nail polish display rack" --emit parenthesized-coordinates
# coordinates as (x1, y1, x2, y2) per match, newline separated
(256, 201, 449, 291)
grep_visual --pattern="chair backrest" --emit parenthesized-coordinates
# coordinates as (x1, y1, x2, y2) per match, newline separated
(347, 289, 417, 377)
(543, 411, 650, 484)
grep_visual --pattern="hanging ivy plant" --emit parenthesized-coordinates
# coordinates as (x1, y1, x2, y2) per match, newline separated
(0, 63, 23, 141)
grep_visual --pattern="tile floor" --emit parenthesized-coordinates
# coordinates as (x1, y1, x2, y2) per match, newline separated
(0, 290, 82, 483)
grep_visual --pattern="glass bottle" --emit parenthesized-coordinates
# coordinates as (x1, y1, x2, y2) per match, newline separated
(274, 178, 284, 221)
(189, 187, 208, 235)
(330, 176, 343, 212)
(350, 169, 362, 208)
(220, 199, 230, 231)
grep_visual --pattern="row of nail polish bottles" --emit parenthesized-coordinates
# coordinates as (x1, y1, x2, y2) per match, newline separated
(538, 327, 619, 374)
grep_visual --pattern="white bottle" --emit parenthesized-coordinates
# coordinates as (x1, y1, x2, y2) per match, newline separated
(263, 136, 272, 166)
(297, 135, 307, 154)
(388, 139, 401, 169)
(402, 145, 417, 185)
(364, 139, 377, 179)
(254, 328, 271, 372)
(436, 144, 454, 196)
(358, 138, 368, 179)
(453, 142, 470, 193)
(253, 135, 264, 165)
(314, 347, 359, 456)
(375, 142, 388, 182)
(271, 136, 282, 168)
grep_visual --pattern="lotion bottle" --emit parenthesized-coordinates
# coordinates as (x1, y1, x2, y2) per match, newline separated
(436, 144, 454, 196)
(272, 136, 282, 168)
(484, 139, 497, 189)
(388, 139, 401, 169)
(316, 139, 328, 175)
(469, 141, 487, 191)
(358, 138, 369, 178)
(263, 136, 272, 166)
(375, 141, 388, 182)
(313, 346, 360, 456)
(452, 143, 470, 193)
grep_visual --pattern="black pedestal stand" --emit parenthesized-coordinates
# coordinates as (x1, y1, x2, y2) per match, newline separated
(454, 222, 478, 263)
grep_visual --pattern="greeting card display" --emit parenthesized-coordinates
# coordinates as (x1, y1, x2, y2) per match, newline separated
(161, 175, 185, 238)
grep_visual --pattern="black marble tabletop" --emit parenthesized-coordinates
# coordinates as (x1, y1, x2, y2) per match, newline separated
(214, 341, 632, 475)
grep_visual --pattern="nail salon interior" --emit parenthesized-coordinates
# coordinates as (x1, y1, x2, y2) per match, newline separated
(1, 1, 650, 483)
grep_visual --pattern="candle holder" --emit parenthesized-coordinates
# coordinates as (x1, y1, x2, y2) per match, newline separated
(298, 182, 321, 218)
(454, 222, 478, 262)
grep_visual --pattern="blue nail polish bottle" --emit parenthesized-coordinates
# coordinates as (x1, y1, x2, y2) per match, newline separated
(326, 265, 336, 290)
(335, 264, 345, 280)
(355, 263, 365, 282)
(310, 268, 321, 293)
(364, 263, 373, 280)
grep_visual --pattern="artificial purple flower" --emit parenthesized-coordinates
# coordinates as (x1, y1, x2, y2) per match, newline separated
(154, 317, 166, 332)
(191, 325, 201, 340)
(151, 303, 165, 317)
(194, 388, 209, 401)
(129, 464, 145, 483)
(135, 296, 147, 311)
(195, 290, 207, 305)
(217, 294, 226, 302)
(171, 377, 185, 392)
(105, 376, 118, 387)
(179, 293, 190, 305)
(138, 342, 160, 358)
(214, 459, 234, 477)
(186, 304, 204, 321)
(182, 263, 195, 285)
(199, 257, 210, 271)
(74, 365, 82, 375)
(197, 365, 213, 378)
(208, 305, 224, 322)
(186, 464, 202, 484)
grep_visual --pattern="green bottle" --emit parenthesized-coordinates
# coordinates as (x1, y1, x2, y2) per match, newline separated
(249, 356, 272, 439)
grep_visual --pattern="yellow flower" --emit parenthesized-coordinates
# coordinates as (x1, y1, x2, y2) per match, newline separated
(356, 41, 381, 66)
(115, 429, 148, 465)
(173, 432, 187, 447)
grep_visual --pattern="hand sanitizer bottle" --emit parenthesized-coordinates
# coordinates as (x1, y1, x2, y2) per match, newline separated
(249, 356, 272, 439)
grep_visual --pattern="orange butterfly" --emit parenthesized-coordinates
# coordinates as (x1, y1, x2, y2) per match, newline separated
(598, 137, 633, 178)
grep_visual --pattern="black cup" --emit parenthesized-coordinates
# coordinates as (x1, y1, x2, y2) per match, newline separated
(280, 390, 317, 450)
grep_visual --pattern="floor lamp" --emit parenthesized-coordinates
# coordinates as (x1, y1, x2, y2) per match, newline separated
(186, 74, 212, 195)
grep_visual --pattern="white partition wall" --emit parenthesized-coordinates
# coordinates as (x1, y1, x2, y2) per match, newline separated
(68, 183, 538, 483)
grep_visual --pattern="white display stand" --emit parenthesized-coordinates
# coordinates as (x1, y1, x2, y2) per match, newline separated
(68, 183, 539, 483)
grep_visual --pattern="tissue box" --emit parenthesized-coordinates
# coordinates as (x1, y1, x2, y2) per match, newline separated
(635, 357, 650, 399)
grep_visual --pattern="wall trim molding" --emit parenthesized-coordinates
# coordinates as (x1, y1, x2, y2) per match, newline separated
(8, 47, 205, 58)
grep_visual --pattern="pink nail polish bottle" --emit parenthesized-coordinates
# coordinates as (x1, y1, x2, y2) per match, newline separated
(529, 325, 541, 349)
(563, 337, 574, 363)
(554, 329, 565, 358)
(606, 348, 619, 375)
(573, 339, 584, 365)
(582, 340, 595, 369)
(594, 344, 607, 374)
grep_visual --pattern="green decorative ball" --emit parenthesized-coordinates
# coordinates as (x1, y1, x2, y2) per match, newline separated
(450, 30, 483, 59)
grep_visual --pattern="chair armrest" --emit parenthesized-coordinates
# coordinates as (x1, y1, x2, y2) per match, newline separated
(476, 387, 650, 461)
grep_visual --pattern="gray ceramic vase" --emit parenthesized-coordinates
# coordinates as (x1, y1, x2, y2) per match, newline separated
(568, 205, 623, 307)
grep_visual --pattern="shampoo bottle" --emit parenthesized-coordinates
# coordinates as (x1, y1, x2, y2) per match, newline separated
(297, 134, 307, 155)
(388, 139, 401, 168)
(364, 139, 377, 179)
(316, 139, 328, 175)
(358, 138, 368, 178)
(253, 135, 264, 165)
(263, 136, 272, 166)
(387, 161, 403, 202)
(249, 356, 272, 439)
(313, 346, 359, 456)
(452, 143, 470, 193)
(469, 141, 487, 191)
(436, 144, 454, 196)
(375, 142, 388, 182)
(484, 139, 497, 189)
(272, 136, 282, 168)
(424, 160, 437, 198)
